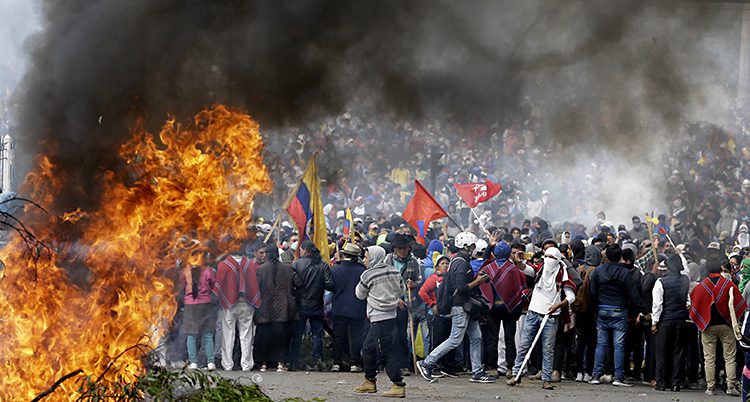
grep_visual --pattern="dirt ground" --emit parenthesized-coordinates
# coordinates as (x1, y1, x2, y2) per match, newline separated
(219, 370, 727, 402)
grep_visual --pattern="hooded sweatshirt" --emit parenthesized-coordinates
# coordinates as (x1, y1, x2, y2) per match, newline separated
(356, 246, 405, 322)
(588, 261, 647, 313)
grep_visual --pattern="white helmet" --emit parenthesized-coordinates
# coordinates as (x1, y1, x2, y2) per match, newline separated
(455, 231, 478, 250)
(473, 239, 488, 257)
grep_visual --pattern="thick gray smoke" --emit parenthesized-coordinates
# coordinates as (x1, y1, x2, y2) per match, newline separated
(9, 0, 744, 221)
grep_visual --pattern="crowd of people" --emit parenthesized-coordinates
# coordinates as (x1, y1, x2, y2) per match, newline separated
(157, 99, 750, 399)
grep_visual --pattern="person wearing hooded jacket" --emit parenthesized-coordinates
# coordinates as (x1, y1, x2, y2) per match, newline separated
(354, 246, 407, 398)
(385, 234, 423, 376)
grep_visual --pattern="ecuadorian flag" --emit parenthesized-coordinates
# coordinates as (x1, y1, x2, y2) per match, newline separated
(285, 157, 330, 259)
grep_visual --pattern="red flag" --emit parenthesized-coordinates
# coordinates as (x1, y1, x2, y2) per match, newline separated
(454, 180, 502, 208)
(402, 180, 448, 244)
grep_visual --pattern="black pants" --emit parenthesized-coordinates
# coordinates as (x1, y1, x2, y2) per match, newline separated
(575, 313, 596, 375)
(553, 320, 576, 373)
(363, 318, 403, 384)
(484, 307, 519, 371)
(625, 318, 644, 379)
(655, 319, 686, 388)
(392, 307, 410, 370)
(642, 320, 656, 382)
(683, 323, 700, 384)
(333, 315, 364, 366)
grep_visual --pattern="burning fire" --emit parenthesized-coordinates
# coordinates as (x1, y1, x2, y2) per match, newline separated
(0, 105, 272, 400)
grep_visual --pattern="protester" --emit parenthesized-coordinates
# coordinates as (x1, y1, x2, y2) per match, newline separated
(330, 243, 367, 372)
(588, 244, 646, 387)
(254, 245, 298, 372)
(417, 231, 495, 384)
(690, 255, 746, 396)
(651, 254, 691, 392)
(289, 240, 334, 371)
(507, 247, 576, 390)
(181, 249, 217, 370)
(213, 244, 262, 372)
(354, 246, 407, 398)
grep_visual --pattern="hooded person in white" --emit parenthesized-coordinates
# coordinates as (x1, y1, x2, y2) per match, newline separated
(528, 247, 576, 316)
(509, 247, 576, 390)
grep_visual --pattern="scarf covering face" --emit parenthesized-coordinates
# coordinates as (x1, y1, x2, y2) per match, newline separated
(367, 245, 387, 269)
(739, 258, 750, 293)
(541, 247, 563, 292)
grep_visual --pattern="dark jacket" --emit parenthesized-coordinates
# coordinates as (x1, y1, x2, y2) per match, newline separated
(641, 272, 658, 314)
(292, 256, 334, 314)
(626, 264, 643, 319)
(589, 262, 647, 313)
(330, 259, 367, 318)
(255, 262, 299, 324)
(385, 253, 422, 310)
(447, 252, 478, 307)
(659, 272, 690, 321)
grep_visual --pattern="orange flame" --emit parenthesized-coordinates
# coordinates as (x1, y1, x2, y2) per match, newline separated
(0, 105, 272, 400)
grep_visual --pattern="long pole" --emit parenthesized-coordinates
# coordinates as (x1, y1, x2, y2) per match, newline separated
(514, 290, 561, 382)
(407, 290, 419, 375)
(263, 212, 283, 243)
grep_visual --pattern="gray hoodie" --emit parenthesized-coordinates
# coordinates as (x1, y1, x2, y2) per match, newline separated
(356, 246, 405, 322)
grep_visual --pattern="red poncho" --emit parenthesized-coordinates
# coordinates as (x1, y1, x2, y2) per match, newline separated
(690, 274, 746, 331)
(213, 255, 262, 310)
(479, 259, 527, 312)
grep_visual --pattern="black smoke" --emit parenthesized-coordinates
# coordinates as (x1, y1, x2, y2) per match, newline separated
(11, 0, 742, 213)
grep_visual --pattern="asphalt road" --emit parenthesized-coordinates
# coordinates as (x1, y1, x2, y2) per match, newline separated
(219, 370, 732, 401)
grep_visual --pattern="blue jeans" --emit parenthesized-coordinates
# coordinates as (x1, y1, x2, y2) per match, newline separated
(512, 311, 557, 381)
(424, 306, 483, 376)
(288, 311, 324, 366)
(592, 306, 628, 381)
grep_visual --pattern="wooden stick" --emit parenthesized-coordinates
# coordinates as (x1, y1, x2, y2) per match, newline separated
(407, 289, 419, 374)
(32, 369, 83, 402)
(263, 212, 283, 243)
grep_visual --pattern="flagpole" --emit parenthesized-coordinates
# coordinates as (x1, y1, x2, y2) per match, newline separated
(466, 204, 491, 237)
(263, 211, 283, 243)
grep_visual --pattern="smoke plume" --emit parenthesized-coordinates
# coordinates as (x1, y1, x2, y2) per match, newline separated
(11, 0, 744, 222)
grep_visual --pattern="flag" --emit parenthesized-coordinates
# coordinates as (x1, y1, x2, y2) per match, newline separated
(343, 208, 354, 241)
(454, 180, 502, 208)
(285, 156, 330, 260)
(402, 180, 448, 244)
(644, 214, 659, 225)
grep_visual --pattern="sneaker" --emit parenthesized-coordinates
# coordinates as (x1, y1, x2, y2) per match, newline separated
(529, 371, 542, 380)
(470, 373, 497, 383)
(507, 376, 521, 386)
(583, 373, 592, 382)
(277, 363, 287, 372)
(589, 378, 601, 385)
(704, 388, 715, 396)
(400, 368, 411, 377)
(542, 381, 555, 390)
(382, 383, 405, 398)
(551, 370, 561, 382)
(187, 362, 198, 369)
(331, 364, 340, 372)
(354, 379, 377, 394)
(416, 360, 435, 382)
(599, 374, 613, 384)
(575, 372, 584, 382)
(350, 365, 362, 373)
(727, 387, 741, 396)
(206, 363, 216, 371)
(260, 364, 267, 372)
(612, 380, 632, 387)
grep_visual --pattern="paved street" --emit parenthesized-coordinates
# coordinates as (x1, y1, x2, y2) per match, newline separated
(220, 370, 728, 401)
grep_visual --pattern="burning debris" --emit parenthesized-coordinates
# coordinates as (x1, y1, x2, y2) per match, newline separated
(0, 105, 271, 400)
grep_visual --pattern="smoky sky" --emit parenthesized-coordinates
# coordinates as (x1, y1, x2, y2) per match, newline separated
(10, 0, 744, 213)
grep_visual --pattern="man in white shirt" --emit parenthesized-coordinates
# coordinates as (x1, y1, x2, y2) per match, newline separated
(507, 247, 576, 390)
